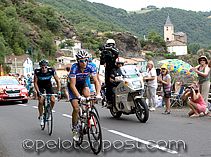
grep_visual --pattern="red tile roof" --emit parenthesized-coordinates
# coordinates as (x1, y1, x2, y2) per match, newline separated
(6, 54, 31, 64)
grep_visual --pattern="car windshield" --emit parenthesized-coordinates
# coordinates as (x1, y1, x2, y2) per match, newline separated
(120, 65, 140, 77)
(0, 79, 20, 85)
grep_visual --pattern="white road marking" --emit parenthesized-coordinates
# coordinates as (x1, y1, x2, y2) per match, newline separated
(107, 129, 178, 154)
(32, 106, 38, 109)
(62, 114, 72, 118)
(17, 104, 27, 106)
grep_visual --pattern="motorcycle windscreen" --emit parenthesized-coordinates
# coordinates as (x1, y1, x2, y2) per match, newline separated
(120, 65, 140, 78)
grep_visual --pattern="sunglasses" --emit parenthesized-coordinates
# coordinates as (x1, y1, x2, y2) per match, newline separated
(200, 59, 206, 61)
(41, 67, 48, 69)
(79, 59, 88, 63)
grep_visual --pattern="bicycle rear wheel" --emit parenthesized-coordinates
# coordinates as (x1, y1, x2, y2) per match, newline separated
(47, 104, 53, 135)
(87, 111, 102, 155)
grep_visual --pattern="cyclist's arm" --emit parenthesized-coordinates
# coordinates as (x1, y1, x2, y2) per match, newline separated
(70, 77, 80, 97)
(54, 75, 61, 93)
(34, 77, 40, 93)
(92, 75, 101, 95)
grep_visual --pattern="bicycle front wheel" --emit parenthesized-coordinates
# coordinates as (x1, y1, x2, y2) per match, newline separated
(87, 111, 102, 155)
(47, 105, 53, 135)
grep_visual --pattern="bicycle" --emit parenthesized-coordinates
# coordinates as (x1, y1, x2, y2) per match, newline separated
(40, 93, 59, 136)
(75, 97, 102, 155)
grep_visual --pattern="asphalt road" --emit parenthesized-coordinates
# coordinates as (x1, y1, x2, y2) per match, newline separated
(0, 99, 211, 157)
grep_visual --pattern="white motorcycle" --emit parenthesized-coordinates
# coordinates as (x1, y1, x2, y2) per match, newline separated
(102, 65, 149, 123)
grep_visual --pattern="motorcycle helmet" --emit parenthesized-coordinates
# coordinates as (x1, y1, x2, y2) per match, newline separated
(116, 57, 125, 65)
(39, 59, 49, 67)
(76, 50, 89, 60)
(106, 39, 115, 46)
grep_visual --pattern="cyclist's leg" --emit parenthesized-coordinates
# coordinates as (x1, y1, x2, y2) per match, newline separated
(68, 87, 79, 126)
(71, 99, 79, 125)
(38, 87, 44, 117)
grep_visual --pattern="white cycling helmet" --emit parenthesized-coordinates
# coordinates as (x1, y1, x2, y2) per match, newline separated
(116, 57, 125, 65)
(106, 39, 115, 45)
(76, 50, 89, 60)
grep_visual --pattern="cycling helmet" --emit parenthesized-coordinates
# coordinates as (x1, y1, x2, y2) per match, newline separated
(88, 53, 92, 62)
(106, 39, 115, 46)
(76, 50, 89, 60)
(39, 59, 49, 67)
(116, 57, 125, 65)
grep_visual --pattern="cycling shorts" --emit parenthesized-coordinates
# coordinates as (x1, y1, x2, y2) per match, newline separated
(68, 81, 88, 102)
(37, 84, 54, 95)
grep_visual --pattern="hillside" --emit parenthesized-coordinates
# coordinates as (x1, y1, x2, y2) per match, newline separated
(0, 0, 77, 72)
(36, 0, 211, 48)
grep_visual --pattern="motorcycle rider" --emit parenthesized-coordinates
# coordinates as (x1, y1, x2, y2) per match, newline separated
(99, 39, 119, 103)
(109, 57, 125, 108)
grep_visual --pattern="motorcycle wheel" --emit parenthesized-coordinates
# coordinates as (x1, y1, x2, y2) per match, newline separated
(110, 106, 122, 118)
(134, 98, 149, 123)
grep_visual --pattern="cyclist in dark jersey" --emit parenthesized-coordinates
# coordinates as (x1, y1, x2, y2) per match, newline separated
(68, 50, 101, 141)
(34, 59, 61, 126)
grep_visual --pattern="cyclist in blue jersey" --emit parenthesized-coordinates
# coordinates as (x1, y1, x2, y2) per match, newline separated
(86, 53, 101, 95)
(68, 50, 101, 141)
(34, 59, 61, 126)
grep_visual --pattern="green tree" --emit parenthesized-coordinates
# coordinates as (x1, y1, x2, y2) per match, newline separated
(188, 43, 201, 55)
(39, 31, 57, 56)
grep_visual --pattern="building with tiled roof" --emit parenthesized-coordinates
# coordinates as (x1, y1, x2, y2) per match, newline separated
(164, 15, 187, 56)
(5, 54, 33, 76)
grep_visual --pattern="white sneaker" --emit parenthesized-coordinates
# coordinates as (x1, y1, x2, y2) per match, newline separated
(72, 131, 79, 141)
(39, 116, 44, 126)
(149, 107, 156, 111)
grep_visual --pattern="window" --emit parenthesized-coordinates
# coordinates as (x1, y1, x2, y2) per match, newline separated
(144, 62, 145, 65)
(27, 59, 28, 64)
(26, 68, 28, 73)
(167, 27, 168, 31)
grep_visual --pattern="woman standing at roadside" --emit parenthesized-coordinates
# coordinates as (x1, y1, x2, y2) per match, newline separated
(143, 61, 157, 111)
(191, 56, 210, 114)
(157, 65, 171, 114)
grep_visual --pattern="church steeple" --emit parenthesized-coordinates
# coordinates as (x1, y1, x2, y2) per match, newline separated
(164, 14, 174, 42)
(165, 14, 173, 26)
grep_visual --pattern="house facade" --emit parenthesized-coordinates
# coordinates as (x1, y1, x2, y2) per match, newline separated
(5, 54, 33, 76)
(164, 15, 187, 56)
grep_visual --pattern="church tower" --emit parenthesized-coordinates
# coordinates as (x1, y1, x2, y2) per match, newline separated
(164, 14, 174, 42)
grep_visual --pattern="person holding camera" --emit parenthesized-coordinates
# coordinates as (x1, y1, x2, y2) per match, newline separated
(181, 84, 207, 117)
(143, 61, 157, 111)
(99, 39, 119, 103)
(157, 65, 171, 115)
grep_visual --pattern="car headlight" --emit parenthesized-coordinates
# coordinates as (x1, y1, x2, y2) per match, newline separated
(22, 88, 28, 93)
(132, 80, 142, 89)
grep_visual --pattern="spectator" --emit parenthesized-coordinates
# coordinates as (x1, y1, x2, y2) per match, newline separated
(20, 74, 26, 86)
(181, 84, 208, 117)
(65, 66, 70, 102)
(15, 73, 20, 81)
(143, 61, 157, 111)
(157, 65, 171, 115)
(191, 56, 210, 114)
(31, 71, 37, 99)
(26, 74, 32, 97)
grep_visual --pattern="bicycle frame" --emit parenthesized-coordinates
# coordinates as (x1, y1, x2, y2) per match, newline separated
(76, 97, 102, 154)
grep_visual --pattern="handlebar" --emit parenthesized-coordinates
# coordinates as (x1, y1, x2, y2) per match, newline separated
(39, 93, 60, 102)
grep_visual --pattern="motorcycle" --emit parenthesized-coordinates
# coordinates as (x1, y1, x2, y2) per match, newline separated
(101, 65, 149, 123)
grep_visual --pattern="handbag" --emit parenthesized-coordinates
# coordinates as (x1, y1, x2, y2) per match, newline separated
(162, 75, 171, 98)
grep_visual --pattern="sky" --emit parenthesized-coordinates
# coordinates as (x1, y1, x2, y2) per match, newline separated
(88, 0, 211, 12)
